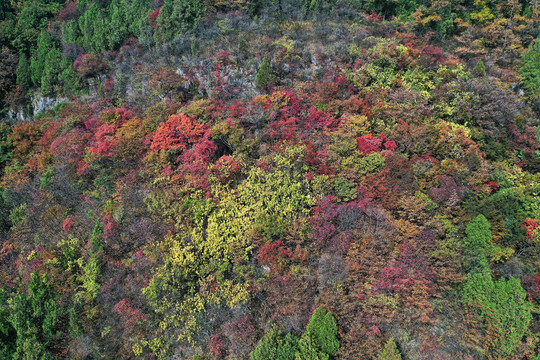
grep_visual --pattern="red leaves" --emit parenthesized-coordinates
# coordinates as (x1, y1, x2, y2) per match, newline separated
(151, 113, 208, 151)
(148, 7, 161, 29)
(63, 218, 75, 232)
(523, 218, 539, 243)
(113, 299, 148, 333)
(357, 133, 396, 155)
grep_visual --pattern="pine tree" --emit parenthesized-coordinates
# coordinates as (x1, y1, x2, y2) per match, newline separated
(9, 272, 58, 360)
(304, 307, 339, 357)
(30, 30, 54, 87)
(473, 58, 486, 76)
(16, 52, 31, 88)
(156, 0, 206, 42)
(255, 55, 277, 89)
(59, 57, 79, 95)
(41, 48, 61, 95)
(521, 38, 540, 96)
(377, 338, 402, 360)
(251, 329, 299, 360)
(463, 214, 491, 270)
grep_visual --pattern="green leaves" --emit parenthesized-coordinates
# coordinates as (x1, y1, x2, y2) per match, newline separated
(255, 55, 277, 89)
(9, 272, 59, 360)
(252, 307, 339, 360)
(377, 338, 402, 360)
(461, 216, 534, 358)
(521, 38, 540, 97)
(251, 329, 299, 360)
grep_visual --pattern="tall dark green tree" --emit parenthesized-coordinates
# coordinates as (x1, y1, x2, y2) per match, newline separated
(41, 48, 61, 95)
(16, 52, 31, 89)
(9, 272, 59, 360)
(30, 30, 54, 87)
(521, 38, 540, 96)
(59, 57, 80, 95)
(155, 0, 206, 43)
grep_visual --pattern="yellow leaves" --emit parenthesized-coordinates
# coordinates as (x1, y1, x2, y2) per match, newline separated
(489, 244, 515, 263)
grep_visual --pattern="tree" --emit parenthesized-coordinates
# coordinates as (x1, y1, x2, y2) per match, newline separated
(59, 57, 79, 95)
(296, 307, 339, 359)
(9, 272, 59, 360)
(251, 329, 299, 360)
(0, 48, 18, 105)
(41, 48, 61, 95)
(377, 338, 401, 360)
(16, 52, 31, 89)
(463, 214, 491, 270)
(155, 0, 206, 42)
(521, 38, 540, 96)
(255, 55, 277, 89)
(473, 58, 486, 76)
(30, 30, 55, 87)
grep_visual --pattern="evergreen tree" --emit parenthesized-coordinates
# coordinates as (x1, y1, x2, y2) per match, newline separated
(304, 307, 339, 357)
(473, 58, 486, 76)
(377, 338, 402, 360)
(156, 0, 206, 42)
(41, 48, 61, 95)
(251, 329, 299, 360)
(255, 55, 277, 89)
(0, 287, 15, 359)
(16, 52, 31, 89)
(30, 30, 54, 87)
(108, 0, 128, 49)
(59, 57, 79, 95)
(9, 272, 58, 360)
(521, 38, 540, 96)
(463, 214, 491, 270)
(62, 19, 80, 44)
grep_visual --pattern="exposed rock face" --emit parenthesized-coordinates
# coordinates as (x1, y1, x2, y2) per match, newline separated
(32, 95, 69, 117)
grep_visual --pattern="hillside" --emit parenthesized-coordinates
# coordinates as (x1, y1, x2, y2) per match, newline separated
(0, 1, 539, 359)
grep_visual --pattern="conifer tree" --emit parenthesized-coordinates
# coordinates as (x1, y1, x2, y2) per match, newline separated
(473, 58, 486, 76)
(521, 38, 540, 96)
(16, 52, 31, 89)
(377, 338, 402, 360)
(41, 48, 61, 95)
(30, 30, 54, 87)
(255, 55, 277, 89)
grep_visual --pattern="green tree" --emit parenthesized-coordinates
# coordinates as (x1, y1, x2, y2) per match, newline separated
(40, 48, 61, 95)
(251, 329, 299, 360)
(521, 38, 540, 96)
(0, 287, 16, 359)
(463, 214, 491, 270)
(295, 334, 329, 360)
(462, 271, 533, 358)
(59, 57, 80, 95)
(377, 338, 401, 359)
(16, 52, 31, 89)
(304, 307, 339, 357)
(255, 55, 277, 89)
(61, 19, 80, 44)
(473, 58, 486, 76)
(155, 0, 206, 42)
(30, 29, 54, 87)
(9, 272, 59, 360)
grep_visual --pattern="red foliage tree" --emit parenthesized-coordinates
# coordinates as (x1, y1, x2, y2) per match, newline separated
(151, 113, 208, 151)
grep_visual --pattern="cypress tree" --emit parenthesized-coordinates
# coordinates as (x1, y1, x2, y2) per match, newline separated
(255, 55, 277, 89)
(31, 30, 54, 87)
(41, 48, 61, 95)
(377, 338, 402, 360)
(16, 52, 31, 88)
(521, 38, 540, 96)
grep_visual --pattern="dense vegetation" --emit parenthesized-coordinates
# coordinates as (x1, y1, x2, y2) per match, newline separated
(0, 0, 539, 359)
